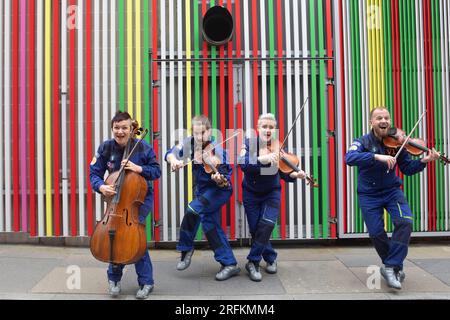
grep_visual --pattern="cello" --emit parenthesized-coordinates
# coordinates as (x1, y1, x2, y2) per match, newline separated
(90, 121, 149, 265)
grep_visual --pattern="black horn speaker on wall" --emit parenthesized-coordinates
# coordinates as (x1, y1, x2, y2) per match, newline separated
(202, 6, 234, 46)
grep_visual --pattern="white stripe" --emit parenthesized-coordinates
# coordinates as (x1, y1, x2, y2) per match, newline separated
(260, 0, 267, 114)
(110, 0, 116, 122)
(344, 0, 354, 233)
(77, 0, 85, 236)
(0, 0, 4, 231)
(177, 0, 185, 237)
(36, 0, 44, 236)
(243, 0, 252, 135)
(292, 0, 303, 239)
(418, 0, 427, 231)
(61, 0, 69, 236)
(168, 0, 176, 241)
(415, 0, 423, 230)
(4, 0, 11, 232)
(284, 0, 294, 239)
(301, 0, 311, 238)
(333, 0, 345, 238)
(160, 0, 168, 241)
(93, 0, 101, 223)
(102, 0, 109, 141)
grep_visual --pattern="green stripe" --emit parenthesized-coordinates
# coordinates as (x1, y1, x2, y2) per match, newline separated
(193, 0, 201, 115)
(143, 0, 152, 240)
(118, 0, 126, 110)
(309, 0, 320, 238)
(317, 0, 328, 238)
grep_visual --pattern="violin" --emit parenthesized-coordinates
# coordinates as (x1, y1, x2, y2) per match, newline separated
(383, 127, 449, 165)
(194, 141, 230, 188)
(260, 139, 319, 188)
(90, 120, 149, 265)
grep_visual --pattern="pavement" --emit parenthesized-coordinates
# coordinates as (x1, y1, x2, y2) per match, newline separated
(1, 243, 450, 300)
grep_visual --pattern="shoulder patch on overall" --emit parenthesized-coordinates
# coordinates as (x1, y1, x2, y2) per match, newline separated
(240, 144, 247, 157)
(90, 155, 98, 165)
(349, 145, 358, 151)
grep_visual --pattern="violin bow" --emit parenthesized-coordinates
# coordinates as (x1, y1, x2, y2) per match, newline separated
(387, 110, 426, 173)
(279, 97, 309, 151)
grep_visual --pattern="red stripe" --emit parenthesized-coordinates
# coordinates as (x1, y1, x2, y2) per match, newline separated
(218, 0, 227, 232)
(226, 0, 235, 240)
(12, 0, 20, 231)
(338, 0, 347, 234)
(152, 0, 160, 241)
(325, 0, 336, 239)
(85, 0, 94, 236)
(202, 0, 208, 116)
(251, 0, 259, 129)
(29, 0, 37, 236)
(53, 0, 61, 236)
(276, 0, 286, 239)
(236, 103, 244, 205)
(235, 1, 243, 207)
(423, 0, 435, 230)
(69, 0, 77, 236)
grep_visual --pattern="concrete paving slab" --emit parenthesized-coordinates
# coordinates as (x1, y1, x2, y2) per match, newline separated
(275, 248, 337, 261)
(348, 266, 450, 293)
(30, 267, 108, 294)
(277, 260, 370, 294)
(432, 273, 450, 286)
(407, 245, 450, 259)
(0, 257, 62, 293)
(336, 254, 415, 268)
(410, 259, 450, 274)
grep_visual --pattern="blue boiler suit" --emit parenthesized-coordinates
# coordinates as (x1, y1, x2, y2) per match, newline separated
(345, 131, 426, 271)
(165, 137, 237, 266)
(90, 138, 161, 286)
(238, 137, 296, 264)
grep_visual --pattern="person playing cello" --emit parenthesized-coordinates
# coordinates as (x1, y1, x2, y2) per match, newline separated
(89, 111, 161, 299)
(346, 106, 440, 290)
(238, 113, 306, 282)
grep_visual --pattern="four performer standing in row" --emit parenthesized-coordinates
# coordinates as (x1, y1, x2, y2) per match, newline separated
(90, 108, 441, 299)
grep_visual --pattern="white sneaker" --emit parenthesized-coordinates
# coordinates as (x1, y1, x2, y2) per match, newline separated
(108, 280, 121, 297)
(265, 261, 277, 274)
(136, 284, 153, 299)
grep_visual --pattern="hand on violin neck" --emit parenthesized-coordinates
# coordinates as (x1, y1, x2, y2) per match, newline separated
(99, 184, 117, 197)
(289, 170, 306, 180)
(121, 160, 143, 173)
(374, 154, 396, 170)
(170, 159, 184, 172)
(420, 148, 440, 163)
(211, 172, 228, 187)
(258, 153, 279, 165)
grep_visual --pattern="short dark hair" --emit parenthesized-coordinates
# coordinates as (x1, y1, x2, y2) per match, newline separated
(111, 111, 132, 128)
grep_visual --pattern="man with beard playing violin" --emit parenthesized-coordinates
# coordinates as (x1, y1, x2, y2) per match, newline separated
(238, 113, 306, 282)
(346, 107, 440, 289)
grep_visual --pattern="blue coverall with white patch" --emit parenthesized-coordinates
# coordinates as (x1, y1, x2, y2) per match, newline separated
(90, 138, 161, 286)
(165, 137, 237, 266)
(238, 137, 296, 264)
(345, 131, 426, 271)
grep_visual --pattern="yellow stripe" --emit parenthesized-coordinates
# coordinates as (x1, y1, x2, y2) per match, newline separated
(45, 0, 52, 235)
(367, 0, 374, 109)
(378, 0, 386, 105)
(135, 0, 141, 124)
(127, 0, 133, 117)
(185, 0, 193, 202)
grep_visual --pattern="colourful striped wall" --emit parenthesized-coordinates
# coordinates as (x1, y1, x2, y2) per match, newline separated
(0, 0, 448, 242)
(336, 0, 450, 236)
